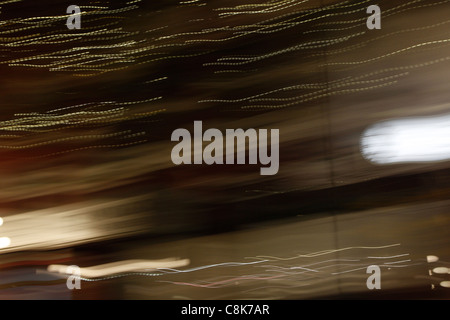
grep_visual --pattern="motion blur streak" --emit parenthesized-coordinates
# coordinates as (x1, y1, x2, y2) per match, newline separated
(432, 267, 449, 274)
(0, 196, 154, 253)
(361, 112, 450, 164)
(47, 258, 190, 278)
(156, 244, 416, 290)
(427, 256, 439, 263)
(0, 0, 449, 299)
(0, 238, 11, 249)
(158, 260, 269, 274)
(254, 243, 401, 260)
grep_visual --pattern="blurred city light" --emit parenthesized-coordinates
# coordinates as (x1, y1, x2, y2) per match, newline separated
(361, 113, 450, 164)
(0, 237, 11, 249)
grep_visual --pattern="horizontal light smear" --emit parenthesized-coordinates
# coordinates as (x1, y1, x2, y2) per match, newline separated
(0, 237, 11, 249)
(361, 113, 450, 164)
(433, 267, 449, 274)
(48, 258, 190, 278)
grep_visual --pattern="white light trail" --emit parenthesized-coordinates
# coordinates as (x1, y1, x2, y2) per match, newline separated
(361, 112, 450, 164)
(48, 258, 190, 279)
(0, 237, 11, 249)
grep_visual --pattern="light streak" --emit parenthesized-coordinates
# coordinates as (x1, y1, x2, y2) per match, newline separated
(361, 113, 450, 164)
(48, 258, 190, 278)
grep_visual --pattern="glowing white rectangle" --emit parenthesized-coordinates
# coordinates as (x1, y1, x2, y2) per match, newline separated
(361, 113, 450, 164)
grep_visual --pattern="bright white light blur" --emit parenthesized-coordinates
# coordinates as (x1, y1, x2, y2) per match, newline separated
(433, 267, 449, 274)
(0, 237, 11, 249)
(426, 255, 439, 263)
(48, 258, 190, 278)
(361, 114, 450, 164)
(440, 281, 450, 288)
(0, 218, 3, 226)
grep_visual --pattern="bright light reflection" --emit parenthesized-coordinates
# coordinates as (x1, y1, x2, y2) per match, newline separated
(0, 237, 11, 249)
(426, 255, 439, 263)
(361, 113, 450, 164)
(48, 258, 190, 278)
(433, 267, 449, 274)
